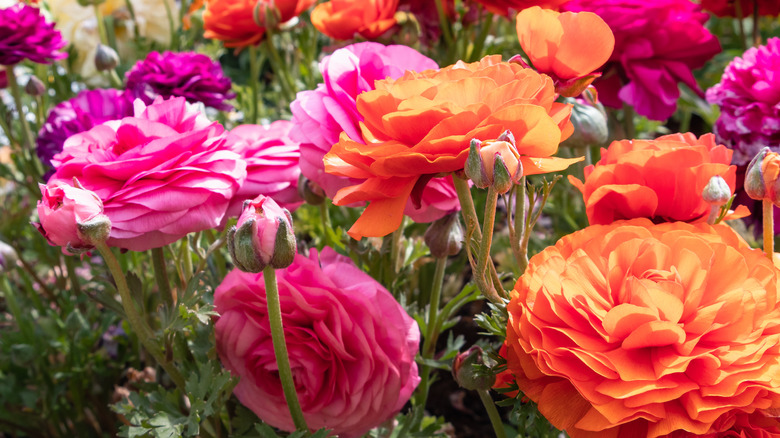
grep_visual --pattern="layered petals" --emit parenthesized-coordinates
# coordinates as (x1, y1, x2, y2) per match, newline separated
(570, 133, 740, 225)
(499, 219, 780, 437)
(325, 55, 575, 239)
(311, 0, 399, 40)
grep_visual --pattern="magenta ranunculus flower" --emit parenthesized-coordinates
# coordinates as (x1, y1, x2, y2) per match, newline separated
(562, 0, 721, 121)
(48, 97, 247, 251)
(125, 51, 236, 111)
(37, 88, 134, 172)
(290, 41, 460, 223)
(227, 121, 302, 217)
(0, 3, 67, 66)
(215, 247, 420, 438)
(706, 38, 780, 166)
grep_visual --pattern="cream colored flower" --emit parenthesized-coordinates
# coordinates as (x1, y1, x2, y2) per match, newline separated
(47, 0, 178, 84)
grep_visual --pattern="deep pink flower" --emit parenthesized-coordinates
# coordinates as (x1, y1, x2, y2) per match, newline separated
(706, 38, 780, 166)
(48, 97, 247, 251)
(125, 51, 236, 111)
(562, 0, 721, 121)
(290, 41, 460, 222)
(227, 121, 302, 217)
(215, 247, 420, 438)
(0, 3, 66, 66)
(36, 180, 110, 255)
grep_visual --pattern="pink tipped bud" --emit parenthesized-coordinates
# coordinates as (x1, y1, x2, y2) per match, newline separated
(452, 346, 495, 391)
(228, 195, 296, 273)
(36, 179, 111, 255)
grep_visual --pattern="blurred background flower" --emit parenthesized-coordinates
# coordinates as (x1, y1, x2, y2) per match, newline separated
(700, 0, 780, 17)
(311, 0, 399, 40)
(203, 0, 314, 49)
(0, 2, 66, 66)
(126, 50, 236, 111)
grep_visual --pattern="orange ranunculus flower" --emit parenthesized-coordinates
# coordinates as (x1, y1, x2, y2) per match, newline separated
(474, 0, 568, 16)
(203, 0, 315, 48)
(324, 55, 579, 239)
(499, 219, 780, 438)
(569, 133, 748, 225)
(515, 6, 614, 97)
(311, 0, 399, 40)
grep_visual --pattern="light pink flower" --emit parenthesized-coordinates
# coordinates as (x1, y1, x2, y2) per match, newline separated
(290, 41, 460, 223)
(227, 121, 302, 217)
(36, 180, 110, 255)
(215, 247, 420, 438)
(49, 97, 247, 251)
(562, 0, 721, 121)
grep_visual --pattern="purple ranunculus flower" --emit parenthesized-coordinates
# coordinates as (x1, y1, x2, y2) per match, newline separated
(37, 89, 134, 173)
(290, 42, 461, 224)
(706, 37, 780, 166)
(0, 3, 67, 66)
(125, 51, 236, 111)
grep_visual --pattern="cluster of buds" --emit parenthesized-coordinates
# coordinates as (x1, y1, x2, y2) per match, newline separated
(464, 130, 524, 194)
(745, 147, 780, 205)
(228, 195, 296, 273)
(35, 178, 111, 255)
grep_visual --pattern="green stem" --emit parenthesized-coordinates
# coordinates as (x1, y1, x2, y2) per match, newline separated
(735, 0, 747, 50)
(434, 0, 454, 50)
(476, 188, 498, 288)
(752, 0, 761, 47)
(162, 0, 178, 51)
(414, 256, 448, 418)
(5, 65, 39, 175)
(248, 45, 261, 124)
(512, 179, 529, 275)
(453, 177, 482, 243)
(263, 267, 308, 432)
(64, 256, 82, 296)
(152, 247, 175, 307)
(764, 199, 774, 260)
(622, 105, 635, 140)
(469, 13, 493, 62)
(93, 5, 109, 45)
(477, 389, 508, 438)
(96, 243, 186, 390)
(180, 237, 193, 286)
(263, 28, 296, 103)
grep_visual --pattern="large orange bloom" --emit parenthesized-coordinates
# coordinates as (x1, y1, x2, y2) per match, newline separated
(203, 0, 314, 48)
(515, 6, 614, 96)
(311, 0, 399, 40)
(324, 55, 577, 239)
(499, 219, 780, 438)
(569, 133, 743, 225)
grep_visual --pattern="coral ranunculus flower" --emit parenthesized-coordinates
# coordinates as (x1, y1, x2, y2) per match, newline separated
(311, 0, 399, 40)
(515, 6, 614, 96)
(324, 55, 578, 239)
(203, 0, 315, 48)
(473, 0, 568, 16)
(499, 219, 780, 438)
(569, 133, 742, 225)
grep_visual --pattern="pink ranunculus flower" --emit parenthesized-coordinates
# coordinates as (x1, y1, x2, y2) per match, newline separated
(562, 0, 721, 121)
(36, 179, 111, 255)
(48, 97, 247, 251)
(227, 121, 302, 217)
(290, 41, 460, 223)
(215, 247, 420, 438)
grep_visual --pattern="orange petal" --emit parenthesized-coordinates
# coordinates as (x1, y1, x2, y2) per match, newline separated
(521, 156, 584, 175)
(345, 178, 417, 239)
(552, 11, 615, 79)
(515, 7, 563, 73)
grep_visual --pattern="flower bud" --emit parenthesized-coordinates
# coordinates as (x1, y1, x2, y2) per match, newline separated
(561, 98, 608, 149)
(35, 179, 111, 255)
(297, 174, 325, 206)
(424, 212, 463, 258)
(25, 76, 45, 97)
(94, 44, 119, 72)
(702, 175, 732, 206)
(0, 240, 17, 271)
(228, 195, 296, 273)
(745, 147, 780, 206)
(253, 0, 281, 29)
(452, 346, 495, 391)
(465, 132, 524, 193)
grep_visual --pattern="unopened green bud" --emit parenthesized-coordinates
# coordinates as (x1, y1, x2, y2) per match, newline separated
(297, 174, 325, 206)
(94, 44, 119, 72)
(228, 195, 296, 273)
(491, 153, 513, 194)
(464, 139, 490, 189)
(452, 346, 495, 391)
(424, 213, 463, 258)
(702, 175, 731, 206)
(561, 98, 608, 149)
(25, 76, 45, 97)
(745, 147, 770, 201)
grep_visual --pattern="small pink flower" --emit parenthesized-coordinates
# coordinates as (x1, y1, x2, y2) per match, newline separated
(215, 247, 420, 438)
(48, 97, 247, 251)
(36, 179, 110, 255)
(228, 195, 296, 273)
(227, 121, 302, 217)
(290, 41, 460, 223)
